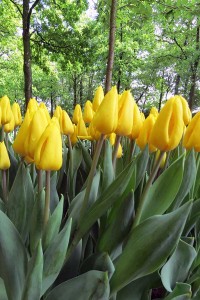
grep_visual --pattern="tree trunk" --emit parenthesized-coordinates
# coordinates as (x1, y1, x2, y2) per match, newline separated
(105, 0, 118, 94)
(80, 77, 83, 108)
(174, 74, 180, 95)
(23, 0, 32, 108)
(117, 22, 123, 93)
(73, 74, 77, 108)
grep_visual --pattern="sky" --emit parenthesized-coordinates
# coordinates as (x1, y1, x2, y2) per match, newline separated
(86, 0, 98, 19)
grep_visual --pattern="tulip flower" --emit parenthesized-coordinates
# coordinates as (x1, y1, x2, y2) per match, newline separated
(4, 110, 15, 133)
(34, 117, 62, 171)
(60, 110, 74, 136)
(83, 101, 94, 123)
(129, 102, 143, 140)
(177, 95, 191, 125)
(92, 86, 118, 135)
(39, 102, 51, 123)
(117, 143, 123, 158)
(92, 86, 104, 112)
(150, 107, 159, 118)
(155, 150, 167, 169)
(12, 102, 22, 128)
(136, 114, 157, 152)
(183, 111, 200, 151)
(53, 105, 62, 120)
(0, 95, 12, 125)
(150, 97, 184, 151)
(77, 117, 89, 138)
(70, 124, 78, 145)
(115, 90, 134, 136)
(27, 98, 39, 116)
(88, 121, 101, 141)
(72, 104, 82, 124)
(0, 141, 10, 170)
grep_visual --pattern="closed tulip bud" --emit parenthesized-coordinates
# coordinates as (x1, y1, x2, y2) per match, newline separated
(70, 124, 78, 145)
(72, 104, 82, 124)
(27, 98, 39, 117)
(93, 86, 118, 135)
(34, 117, 62, 170)
(4, 110, 15, 133)
(83, 101, 94, 123)
(155, 150, 166, 169)
(88, 121, 101, 141)
(109, 132, 116, 146)
(0, 141, 10, 170)
(129, 102, 143, 140)
(77, 117, 88, 137)
(92, 86, 104, 112)
(150, 107, 159, 118)
(13, 109, 33, 157)
(117, 143, 123, 158)
(183, 111, 200, 151)
(39, 102, 51, 123)
(176, 95, 191, 125)
(0, 95, 12, 125)
(136, 114, 157, 152)
(115, 90, 134, 136)
(53, 105, 62, 120)
(12, 102, 22, 127)
(60, 110, 74, 135)
(150, 97, 184, 151)
(24, 107, 49, 161)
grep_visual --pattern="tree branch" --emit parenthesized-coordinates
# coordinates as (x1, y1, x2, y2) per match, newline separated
(9, 0, 22, 16)
(27, 0, 40, 28)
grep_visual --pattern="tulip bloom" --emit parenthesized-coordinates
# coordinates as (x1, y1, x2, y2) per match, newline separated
(77, 117, 88, 138)
(129, 102, 143, 140)
(92, 86, 104, 112)
(12, 102, 22, 128)
(60, 110, 74, 136)
(117, 143, 123, 158)
(93, 86, 118, 135)
(34, 117, 62, 170)
(177, 95, 191, 125)
(88, 121, 101, 141)
(4, 110, 15, 133)
(115, 90, 134, 136)
(183, 111, 200, 151)
(83, 101, 94, 123)
(150, 97, 184, 151)
(27, 98, 38, 116)
(72, 104, 82, 124)
(0, 141, 10, 170)
(0, 95, 12, 125)
(136, 114, 157, 152)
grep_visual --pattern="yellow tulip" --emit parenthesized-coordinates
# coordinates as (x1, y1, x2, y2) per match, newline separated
(129, 102, 143, 140)
(183, 111, 200, 151)
(4, 110, 15, 133)
(109, 132, 116, 146)
(155, 150, 166, 169)
(0, 95, 12, 125)
(70, 124, 78, 145)
(60, 110, 74, 135)
(150, 97, 184, 151)
(34, 117, 62, 170)
(72, 104, 82, 124)
(150, 107, 159, 118)
(88, 121, 101, 141)
(12, 102, 22, 127)
(0, 141, 10, 170)
(92, 86, 104, 112)
(115, 90, 134, 136)
(27, 98, 38, 117)
(117, 143, 123, 158)
(92, 86, 118, 135)
(39, 102, 51, 123)
(77, 117, 88, 137)
(136, 114, 157, 152)
(176, 95, 191, 125)
(83, 101, 94, 123)
(53, 105, 62, 120)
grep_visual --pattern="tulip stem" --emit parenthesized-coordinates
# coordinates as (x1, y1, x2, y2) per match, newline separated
(2, 170, 8, 202)
(44, 170, 51, 228)
(78, 134, 105, 224)
(112, 135, 121, 170)
(0, 125, 4, 142)
(37, 169, 43, 194)
(133, 151, 165, 227)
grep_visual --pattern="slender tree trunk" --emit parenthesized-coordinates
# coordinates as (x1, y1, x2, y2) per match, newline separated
(23, 0, 32, 108)
(174, 74, 180, 95)
(73, 74, 77, 108)
(80, 77, 83, 108)
(105, 0, 118, 94)
(117, 22, 123, 93)
(158, 71, 164, 111)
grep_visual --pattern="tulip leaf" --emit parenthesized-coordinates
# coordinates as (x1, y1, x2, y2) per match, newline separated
(135, 146, 149, 189)
(22, 240, 43, 300)
(42, 197, 64, 251)
(80, 252, 115, 279)
(50, 172, 59, 212)
(76, 160, 136, 242)
(78, 140, 92, 172)
(44, 270, 110, 300)
(0, 210, 28, 300)
(97, 190, 134, 255)
(101, 140, 114, 191)
(161, 239, 196, 292)
(110, 201, 192, 294)
(164, 283, 192, 300)
(139, 154, 184, 222)
(0, 278, 8, 300)
(184, 198, 200, 235)
(42, 218, 72, 295)
(30, 190, 45, 254)
(7, 163, 35, 240)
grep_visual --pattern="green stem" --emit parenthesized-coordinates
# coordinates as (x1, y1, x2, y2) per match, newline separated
(112, 135, 121, 170)
(2, 170, 8, 202)
(1, 125, 4, 142)
(128, 139, 136, 163)
(78, 134, 105, 224)
(133, 151, 165, 227)
(43, 170, 51, 229)
(37, 169, 43, 194)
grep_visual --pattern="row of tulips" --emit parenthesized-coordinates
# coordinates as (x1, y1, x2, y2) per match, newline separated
(0, 87, 200, 299)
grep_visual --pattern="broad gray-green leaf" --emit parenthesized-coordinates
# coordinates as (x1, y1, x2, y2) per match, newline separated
(164, 283, 192, 300)
(0, 278, 8, 300)
(140, 154, 184, 222)
(45, 271, 109, 300)
(50, 172, 59, 212)
(0, 210, 28, 300)
(161, 239, 196, 292)
(135, 146, 149, 189)
(22, 240, 43, 300)
(102, 140, 114, 191)
(42, 197, 64, 251)
(110, 201, 192, 294)
(42, 219, 72, 295)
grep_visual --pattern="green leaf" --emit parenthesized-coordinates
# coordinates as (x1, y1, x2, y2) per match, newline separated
(44, 271, 110, 300)
(7, 163, 35, 240)
(140, 154, 184, 222)
(184, 198, 200, 235)
(80, 252, 115, 279)
(42, 219, 72, 295)
(101, 140, 114, 191)
(50, 172, 59, 212)
(135, 146, 149, 189)
(161, 239, 196, 292)
(78, 140, 92, 172)
(97, 190, 134, 255)
(164, 283, 192, 300)
(110, 201, 192, 294)
(0, 278, 8, 300)
(22, 240, 43, 300)
(42, 197, 64, 251)
(0, 210, 28, 300)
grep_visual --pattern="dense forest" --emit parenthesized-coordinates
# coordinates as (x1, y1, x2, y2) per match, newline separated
(0, 0, 200, 112)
